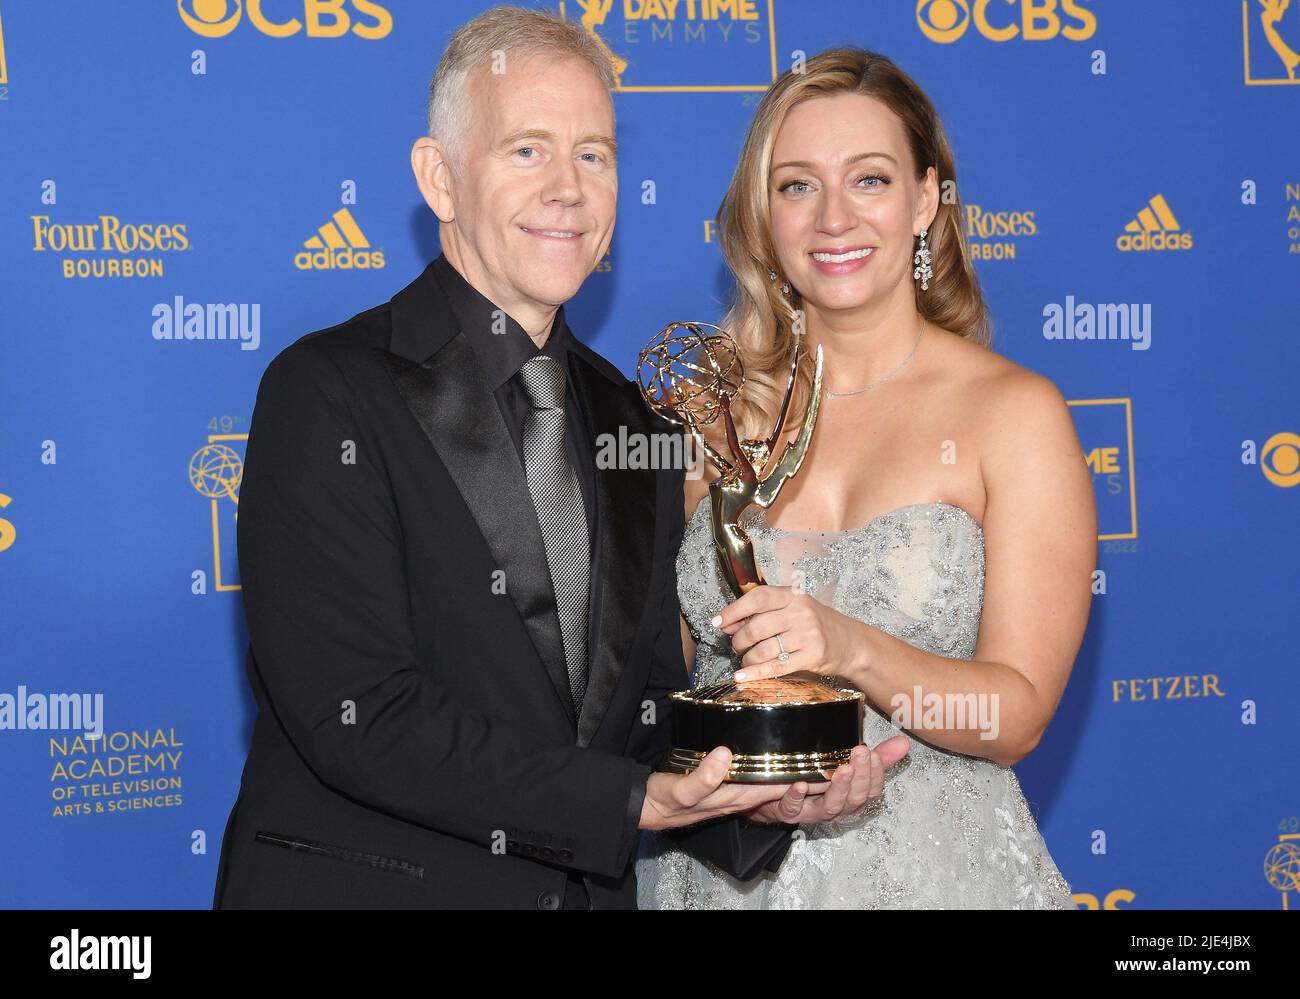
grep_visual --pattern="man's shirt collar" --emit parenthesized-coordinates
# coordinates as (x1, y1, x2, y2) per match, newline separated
(429, 253, 571, 390)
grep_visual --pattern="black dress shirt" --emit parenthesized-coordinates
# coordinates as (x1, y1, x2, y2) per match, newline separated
(429, 254, 595, 547)
(429, 254, 643, 908)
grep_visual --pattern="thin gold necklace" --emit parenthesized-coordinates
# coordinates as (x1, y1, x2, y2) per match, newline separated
(823, 325, 925, 400)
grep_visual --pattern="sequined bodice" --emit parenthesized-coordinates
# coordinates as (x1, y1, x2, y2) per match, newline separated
(639, 494, 1076, 910)
(677, 496, 986, 688)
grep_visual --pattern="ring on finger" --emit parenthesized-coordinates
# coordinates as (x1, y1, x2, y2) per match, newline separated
(775, 632, 790, 662)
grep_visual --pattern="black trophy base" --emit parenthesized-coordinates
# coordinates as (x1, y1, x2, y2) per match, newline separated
(661, 677, 865, 784)
(659, 746, 856, 784)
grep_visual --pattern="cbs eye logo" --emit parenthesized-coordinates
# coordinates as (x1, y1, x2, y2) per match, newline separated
(917, 0, 972, 42)
(1261, 432, 1300, 488)
(178, 0, 240, 37)
(177, 0, 392, 39)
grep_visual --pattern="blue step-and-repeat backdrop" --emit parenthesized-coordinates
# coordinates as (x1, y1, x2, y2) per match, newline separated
(0, 1, 1296, 909)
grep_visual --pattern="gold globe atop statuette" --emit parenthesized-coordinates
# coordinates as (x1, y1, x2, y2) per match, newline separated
(637, 322, 863, 783)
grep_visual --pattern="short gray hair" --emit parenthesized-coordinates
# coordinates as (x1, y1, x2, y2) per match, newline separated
(426, 5, 618, 175)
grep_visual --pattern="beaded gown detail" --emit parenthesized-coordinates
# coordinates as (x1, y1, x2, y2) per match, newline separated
(635, 496, 1075, 910)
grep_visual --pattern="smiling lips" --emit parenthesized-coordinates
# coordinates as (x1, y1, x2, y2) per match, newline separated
(808, 245, 875, 274)
(521, 226, 583, 240)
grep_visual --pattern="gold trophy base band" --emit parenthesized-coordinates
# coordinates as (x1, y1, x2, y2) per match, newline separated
(660, 746, 855, 784)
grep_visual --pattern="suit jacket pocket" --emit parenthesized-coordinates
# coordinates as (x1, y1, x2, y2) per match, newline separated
(254, 831, 425, 880)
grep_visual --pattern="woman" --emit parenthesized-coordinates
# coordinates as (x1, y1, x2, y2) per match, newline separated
(636, 48, 1095, 909)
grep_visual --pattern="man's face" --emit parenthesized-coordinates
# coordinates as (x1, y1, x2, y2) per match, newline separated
(440, 55, 617, 322)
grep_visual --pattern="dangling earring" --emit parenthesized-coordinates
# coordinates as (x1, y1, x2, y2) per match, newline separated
(768, 269, 791, 296)
(913, 229, 932, 291)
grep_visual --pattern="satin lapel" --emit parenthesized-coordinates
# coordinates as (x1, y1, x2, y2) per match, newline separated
(380, 305, 576, 729)
(569, 355, 656, 748)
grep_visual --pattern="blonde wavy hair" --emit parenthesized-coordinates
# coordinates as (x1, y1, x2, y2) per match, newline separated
(710, 47, 992, 453)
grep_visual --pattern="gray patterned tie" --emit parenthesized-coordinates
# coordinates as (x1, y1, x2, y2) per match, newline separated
(518, 355, 590, 717)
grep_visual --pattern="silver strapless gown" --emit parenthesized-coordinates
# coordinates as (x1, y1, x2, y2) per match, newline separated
(635, 497, 1076, 910)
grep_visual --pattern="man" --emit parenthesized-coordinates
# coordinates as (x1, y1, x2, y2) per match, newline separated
(212, 5, 903, 910)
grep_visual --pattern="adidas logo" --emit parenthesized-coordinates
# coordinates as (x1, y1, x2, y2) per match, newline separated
(1116, 194, 1193, 252)
(294, 208, 385, 270)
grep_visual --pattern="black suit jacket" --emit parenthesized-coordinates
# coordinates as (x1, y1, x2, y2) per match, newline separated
(212, 261, 795, 909)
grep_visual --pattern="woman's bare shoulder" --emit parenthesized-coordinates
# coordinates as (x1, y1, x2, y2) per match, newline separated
(934, 329, 1068, 422)
(931, 327, 1018, 382)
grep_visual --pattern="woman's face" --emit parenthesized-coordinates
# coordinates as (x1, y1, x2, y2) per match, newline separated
(768, 92, 937, 320)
